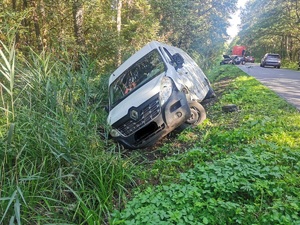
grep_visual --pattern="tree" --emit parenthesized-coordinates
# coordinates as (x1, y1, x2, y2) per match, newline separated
(149, 0, 238, 69)
(1, 0, 241, 71)
(238, 0, 300, 61)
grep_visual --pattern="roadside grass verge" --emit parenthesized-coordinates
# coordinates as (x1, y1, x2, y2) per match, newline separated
(111, 65, 300, 224)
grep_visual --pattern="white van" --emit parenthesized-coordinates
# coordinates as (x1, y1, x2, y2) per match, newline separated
(107, 41, 214, 149)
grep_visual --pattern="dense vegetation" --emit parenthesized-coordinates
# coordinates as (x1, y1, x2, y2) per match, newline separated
(235, 0, 300, 67)
(1, 0, 300, 224)
(1, 41, 300, 223)
(1, 0, 239, 71)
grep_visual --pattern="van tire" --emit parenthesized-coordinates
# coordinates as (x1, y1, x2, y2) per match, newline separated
(186, 101, 206, 126)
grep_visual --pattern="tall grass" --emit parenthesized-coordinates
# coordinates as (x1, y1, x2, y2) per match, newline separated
(0, 42, 136, 224)
(0, 41, 16, 122)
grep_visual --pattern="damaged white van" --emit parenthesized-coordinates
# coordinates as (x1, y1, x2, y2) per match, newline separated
(107, 41, 214, 149)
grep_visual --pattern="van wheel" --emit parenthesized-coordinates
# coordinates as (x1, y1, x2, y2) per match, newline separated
(186, 101, 206, 126)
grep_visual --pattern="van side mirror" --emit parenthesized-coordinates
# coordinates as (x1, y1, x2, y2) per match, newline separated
(172, 53, 184, 70)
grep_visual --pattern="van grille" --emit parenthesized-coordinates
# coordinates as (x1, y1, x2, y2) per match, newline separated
(117, 98, 160, 136)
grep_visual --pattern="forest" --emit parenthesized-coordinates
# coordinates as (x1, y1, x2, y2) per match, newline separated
(1, 0, 239, 72)
(236, 0, 300, 63)
(1, 0, 300, 224)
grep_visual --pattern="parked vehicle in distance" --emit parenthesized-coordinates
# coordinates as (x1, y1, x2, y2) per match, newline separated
(245, 56, 255, 63)
(260, 53, 281, 68)
(107, 41, 215, 149)
(232, 56, 245, 65)
(220, 55, 233, 65)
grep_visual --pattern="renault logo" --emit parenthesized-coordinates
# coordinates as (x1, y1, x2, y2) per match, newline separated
(130, 109, 139, 121)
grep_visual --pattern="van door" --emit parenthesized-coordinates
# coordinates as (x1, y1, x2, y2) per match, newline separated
(160, 46, 209, 101)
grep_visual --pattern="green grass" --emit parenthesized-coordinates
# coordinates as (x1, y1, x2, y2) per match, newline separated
(1, 41, 300, 225)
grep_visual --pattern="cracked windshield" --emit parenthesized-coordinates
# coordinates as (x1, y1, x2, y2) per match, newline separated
(110, 50, 165, 107)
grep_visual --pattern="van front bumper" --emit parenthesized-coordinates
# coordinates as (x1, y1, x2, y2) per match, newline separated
(111, 91, 191, 149)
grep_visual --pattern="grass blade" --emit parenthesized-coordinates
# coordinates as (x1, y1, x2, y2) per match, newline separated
(0, 190, 17, 224)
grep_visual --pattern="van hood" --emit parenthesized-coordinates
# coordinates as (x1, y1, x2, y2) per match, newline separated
(107, 75, 162, 125)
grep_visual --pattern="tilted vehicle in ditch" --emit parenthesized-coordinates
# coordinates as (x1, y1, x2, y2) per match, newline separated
(107, 41, 214, 149)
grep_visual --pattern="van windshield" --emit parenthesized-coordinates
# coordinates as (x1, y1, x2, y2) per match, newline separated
(109, 49, 166, 108)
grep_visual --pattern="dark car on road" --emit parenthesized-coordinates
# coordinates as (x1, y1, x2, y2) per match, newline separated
(220, 55, 232, 65)
(260, 53, 281, 68)
(232, 56, 245, 65)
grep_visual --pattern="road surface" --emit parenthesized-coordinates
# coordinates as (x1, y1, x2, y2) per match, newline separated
(237, 63, 300, 111)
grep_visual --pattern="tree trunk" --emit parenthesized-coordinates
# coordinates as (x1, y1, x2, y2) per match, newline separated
(117, 0, 122, 66)
(73, 0, 86, 67)
(73, 0, 86, 52)
(12, 0, 20, 45)
(40, 0, 47, 51)
(30, 0, 43, 51)
(22, 0, 29, 47)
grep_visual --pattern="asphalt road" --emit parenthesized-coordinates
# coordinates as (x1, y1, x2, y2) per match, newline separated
(237, 63, 300, 111)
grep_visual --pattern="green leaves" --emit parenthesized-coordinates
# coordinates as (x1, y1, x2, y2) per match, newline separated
(149, 0, 239, 69)
(113, 147, 300, 224)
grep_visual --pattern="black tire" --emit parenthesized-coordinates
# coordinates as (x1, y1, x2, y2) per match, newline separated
(185, 101, 206, 126)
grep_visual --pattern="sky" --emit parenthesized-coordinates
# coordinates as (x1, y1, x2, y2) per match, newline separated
(227, 0, 248, 42)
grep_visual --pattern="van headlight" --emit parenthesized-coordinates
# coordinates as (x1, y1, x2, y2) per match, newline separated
(159, 76, 173, 106)
(110, 129, 121, 137)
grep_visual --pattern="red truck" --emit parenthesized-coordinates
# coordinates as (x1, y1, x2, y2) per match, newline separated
(220, 45, 247, 65)
(231, 45, 247, 65)
(232, 45, 246, 56)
